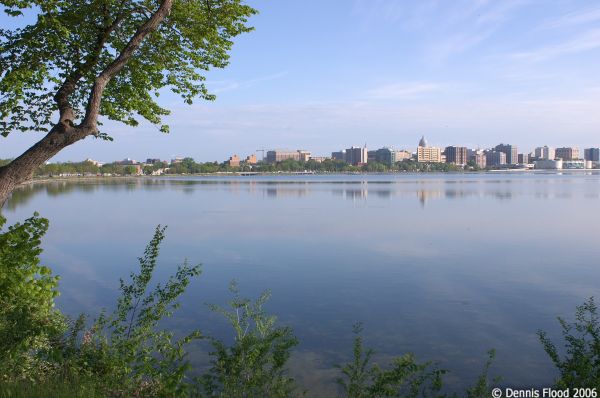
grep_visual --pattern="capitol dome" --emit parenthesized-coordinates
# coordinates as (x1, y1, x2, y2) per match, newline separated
(418, 135, 428, 147)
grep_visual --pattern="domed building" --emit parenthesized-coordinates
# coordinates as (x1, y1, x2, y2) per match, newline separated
(416, 135, 442, 163)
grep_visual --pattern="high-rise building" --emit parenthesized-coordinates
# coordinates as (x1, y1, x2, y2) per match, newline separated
(469, 150, 486, 169)
(331, 150, 346, 161)
(518, 153, 529, 164)
(584, 148, 600, 162)
(444, 146, 468, 165)
(555, 147, 580, 160)
(417, 136, 442, 163)
(244, 154, 257, 164)
(495, 144, 518, 164)
(534, 146, 555, 160)
(485, 150, 506, 167)
(345, 146, 368, 165)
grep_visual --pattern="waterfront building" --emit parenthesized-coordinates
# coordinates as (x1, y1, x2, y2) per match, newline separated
(563, 160, 585, 169)
(394, 150, 412, 162)
(266, 149, 312, 163)
(485, 150, 506, 167)
(469, 150, 486, 169)
(555, 147, 580, 160)
(534, 146, 555, 160)
(584, 148, 600, 162)
(417, 136, 442, 163)
(534, 159, 563, 169)
(518, 154, 529, 164)
(332, 150, 346, 161)
(495, 144, 518, 164)
(171, 157, 184, 164)
(226, 154, 240, 167)
(145, 158, 162, 165)
(309, 156, 329, 163)
(444, 146, 468, 165)
(244, 154, 257, 164)
(346, 146, 368, 165)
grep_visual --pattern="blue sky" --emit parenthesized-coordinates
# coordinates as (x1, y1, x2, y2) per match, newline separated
(2, 0, 600, 162)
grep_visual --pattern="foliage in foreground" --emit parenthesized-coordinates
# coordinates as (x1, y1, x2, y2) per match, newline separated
(538, 297, 600, 388)
(197, 282, 299, 397)
(1, 213, 597, 396)
(0, 213, 65, 382)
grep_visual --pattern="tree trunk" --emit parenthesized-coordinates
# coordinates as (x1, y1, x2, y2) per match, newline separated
(0, 123, 91, 207)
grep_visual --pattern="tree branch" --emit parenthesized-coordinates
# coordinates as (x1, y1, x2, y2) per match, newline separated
(54, 9, 128, 125)
(82, 0, 173, 130)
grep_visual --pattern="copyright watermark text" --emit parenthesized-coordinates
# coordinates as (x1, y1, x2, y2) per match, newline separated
(491, 388, 598, 398)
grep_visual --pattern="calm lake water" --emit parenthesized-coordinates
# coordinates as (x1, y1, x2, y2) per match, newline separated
(3, 172, 600, 395)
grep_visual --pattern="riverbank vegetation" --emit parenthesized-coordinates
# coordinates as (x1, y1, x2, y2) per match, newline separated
(1, 214, 598, 396)
(0, 157, 473, 179)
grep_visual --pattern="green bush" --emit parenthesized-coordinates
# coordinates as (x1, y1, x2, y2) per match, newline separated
(0, 213, 65, 382)
(198, 282, 299, 397)
(538, 297, 600, 388)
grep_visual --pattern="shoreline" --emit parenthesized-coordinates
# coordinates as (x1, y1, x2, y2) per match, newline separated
(20, 168, 600, 187)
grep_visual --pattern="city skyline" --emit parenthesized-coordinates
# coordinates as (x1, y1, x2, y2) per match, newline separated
(2, 1, 600, 162)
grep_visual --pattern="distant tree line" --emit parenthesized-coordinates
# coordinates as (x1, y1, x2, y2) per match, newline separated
(0, 157, 476, 178)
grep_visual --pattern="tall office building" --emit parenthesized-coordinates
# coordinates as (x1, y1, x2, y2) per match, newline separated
(584, 148, 600, 162)
(555, 147, 580, 160)
(495, 144, 518, 164)
(485, 150, 506, 167)
(518, 153, 529, 164)
(444, 146, 468, 165)
(331, 150, 346, 161)
(345, 146, 368, 165)
(534, 146, 555, 160)
(469, 150, 486, 169)
(417, 136, 442, 163)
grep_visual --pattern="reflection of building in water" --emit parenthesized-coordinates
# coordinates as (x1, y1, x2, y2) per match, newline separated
(417, 189, 443, 207)
(265, 187, 310, 198)
(344, 188, 368, 200)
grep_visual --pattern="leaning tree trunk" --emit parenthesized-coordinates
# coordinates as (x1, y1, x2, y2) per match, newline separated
(0, 123, 91, 207)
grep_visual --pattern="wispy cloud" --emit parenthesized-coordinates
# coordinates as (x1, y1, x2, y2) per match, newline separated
(367, 82, 442, 99)
(512, 28, 600, 62)
(208, 71, 288, 94)
(426, 0, 529, 62)
(540, 6, 600, 30)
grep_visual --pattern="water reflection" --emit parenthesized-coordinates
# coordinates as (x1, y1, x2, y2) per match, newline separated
(6, 173, 600, 210)
(4, 173, 600, 393)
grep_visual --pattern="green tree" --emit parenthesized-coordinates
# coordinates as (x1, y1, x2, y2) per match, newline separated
(0, 213, 65, 381)
(538, 297, 600, 388)
(0, 0, 256, 204)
